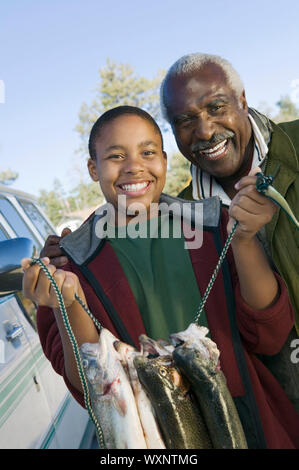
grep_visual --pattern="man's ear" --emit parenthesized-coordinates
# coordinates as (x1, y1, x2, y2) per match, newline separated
(88, 158, 99, 182)
(240, 89, 248, 113)
(163, 151, 167, 162)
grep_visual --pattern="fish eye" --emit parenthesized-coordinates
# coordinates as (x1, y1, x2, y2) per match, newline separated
(82, 359, 89, 368)
(159, 367, 168, 377)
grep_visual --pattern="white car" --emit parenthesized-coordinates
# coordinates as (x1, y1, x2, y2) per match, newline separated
(0, 184, 96, 449)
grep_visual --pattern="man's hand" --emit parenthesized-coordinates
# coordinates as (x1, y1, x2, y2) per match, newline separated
(227, 167, 277, 241)
(21, 257, 78, 308)
(40, 227, 71, 267)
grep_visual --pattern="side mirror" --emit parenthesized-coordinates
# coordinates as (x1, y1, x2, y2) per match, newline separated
(0, 238, 34, 295)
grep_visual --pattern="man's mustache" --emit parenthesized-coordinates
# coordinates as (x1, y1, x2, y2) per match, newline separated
(191, 131, 235, 153)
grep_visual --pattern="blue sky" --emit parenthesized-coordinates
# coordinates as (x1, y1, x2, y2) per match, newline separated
(1, 0, 299, 197)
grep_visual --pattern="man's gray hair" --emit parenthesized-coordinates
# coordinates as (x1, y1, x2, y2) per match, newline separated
(160, 53, 244, 122)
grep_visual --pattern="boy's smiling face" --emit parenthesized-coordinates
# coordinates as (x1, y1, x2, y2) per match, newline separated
(88, 114, 167, 222)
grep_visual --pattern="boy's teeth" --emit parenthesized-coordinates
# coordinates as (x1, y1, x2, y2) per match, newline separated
(120, 182, 148, 191)
(200, 139, 227, 155)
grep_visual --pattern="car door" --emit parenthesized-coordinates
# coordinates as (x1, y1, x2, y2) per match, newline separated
(0, 193, 91, 449)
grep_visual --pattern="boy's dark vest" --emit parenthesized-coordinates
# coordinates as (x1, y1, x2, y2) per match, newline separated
(60, 193, 267, 448)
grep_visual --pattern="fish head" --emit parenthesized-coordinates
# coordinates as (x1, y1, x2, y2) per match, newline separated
(170, 323, 209, 346)
(114, 340, 136, 359)
(113, 339, 140, 382)
(80, 341, 106, 391)
(134, 354, 189, 397)
(80, 328, 123, 394)
(139, 334, 174, 357)
(173, 344, 219, 381)
(170, 323, 220, 370)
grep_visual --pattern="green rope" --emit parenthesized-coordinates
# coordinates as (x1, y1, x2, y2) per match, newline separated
(30, 258, 106, 449)
(193, 220, 238, 325)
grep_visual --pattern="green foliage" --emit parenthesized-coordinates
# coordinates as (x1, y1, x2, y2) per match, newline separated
(76, 59, 166, 157)
(68, 181, 104, 212)
(258, 95, 299, 123)
(164, 152, 191, 196)
(38, 188, 65, 227)
(38, 178, 67, 226)
(273, 95, 299, 123)
(0, 169, 18, 185)
(38, 178, 104, 226)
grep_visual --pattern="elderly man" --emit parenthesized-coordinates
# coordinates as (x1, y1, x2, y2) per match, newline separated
(160, 52, 299, 412)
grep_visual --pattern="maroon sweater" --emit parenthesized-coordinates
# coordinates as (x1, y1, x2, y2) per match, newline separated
(37, 212, 299, 449)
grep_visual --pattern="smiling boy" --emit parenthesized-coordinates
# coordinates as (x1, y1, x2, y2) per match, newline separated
(22, 106, 299, 448)
(87, 107, 167, 220)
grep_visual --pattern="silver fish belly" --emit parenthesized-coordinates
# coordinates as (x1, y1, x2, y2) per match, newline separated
(80, 328, 147, 449)
(115, 340, 166, 449)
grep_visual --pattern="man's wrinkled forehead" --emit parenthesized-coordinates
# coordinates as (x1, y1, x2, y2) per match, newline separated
(165, 64, 234, 116)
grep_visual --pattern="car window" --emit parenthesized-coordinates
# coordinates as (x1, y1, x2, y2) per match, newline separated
(0, 224, 8, 242)
(0, 196, 41, 253)
(18, 199, 55, 240)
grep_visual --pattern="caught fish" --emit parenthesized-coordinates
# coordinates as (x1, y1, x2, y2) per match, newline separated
(171, 323, 248, 449)
(115, 340, 166, 449)
(139, 334, 174, 357)
(80, 328, 147, 449)
(170, 323, 219, 366)
(134, 354, 212, 449)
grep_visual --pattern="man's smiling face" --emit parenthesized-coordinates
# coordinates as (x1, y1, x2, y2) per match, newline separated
(164, 63, 252, 180)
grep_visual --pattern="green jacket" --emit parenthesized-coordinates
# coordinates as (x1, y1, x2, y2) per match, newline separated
(179, 117, 299, 334)
(263, 119, 299, 334)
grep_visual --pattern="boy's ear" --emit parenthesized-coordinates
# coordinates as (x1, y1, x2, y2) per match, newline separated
(163, 151, 167, 162)
(88, 158, 99, 182)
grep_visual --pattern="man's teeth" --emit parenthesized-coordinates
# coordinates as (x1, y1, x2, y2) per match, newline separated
(120, 182, 148, 191)
(200, 139, 227, 157)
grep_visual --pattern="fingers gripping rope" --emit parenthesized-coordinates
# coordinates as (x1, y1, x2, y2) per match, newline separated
(30, 258, 106, 449)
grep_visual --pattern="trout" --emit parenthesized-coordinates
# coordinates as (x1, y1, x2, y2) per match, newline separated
(115, 340, 166, 449)
(134, 354, 212, 449)
(171, 323, 248, 449)
(80, 328, 147, 449)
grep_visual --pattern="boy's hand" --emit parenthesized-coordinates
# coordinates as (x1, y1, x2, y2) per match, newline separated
(227, 167, 277, 241)
(21, 257, 78, 308)
(40, 227, 71, 267)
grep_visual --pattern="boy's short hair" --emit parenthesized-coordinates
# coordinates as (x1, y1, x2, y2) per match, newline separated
(88, 105, 164, 160)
